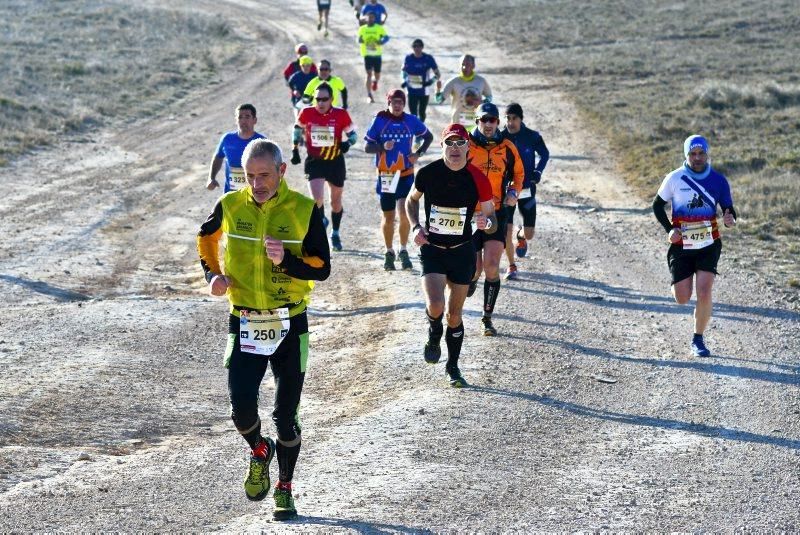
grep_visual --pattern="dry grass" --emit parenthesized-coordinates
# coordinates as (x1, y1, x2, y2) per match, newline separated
(396, 0, 799, 295)
(0, 0, 246, 164)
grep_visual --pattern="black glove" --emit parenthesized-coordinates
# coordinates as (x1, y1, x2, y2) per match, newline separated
(291, 147, 301, 165)
(423, 79, 436, 87)
(401, 81, 407, 89)
(340, 141, 351, 154)
(532, 170, 542, 184)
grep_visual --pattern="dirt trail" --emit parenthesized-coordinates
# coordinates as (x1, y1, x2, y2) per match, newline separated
(0, 0, 798, 532)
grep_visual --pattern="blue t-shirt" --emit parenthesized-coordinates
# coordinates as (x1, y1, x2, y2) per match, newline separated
(215, 131, 266, 192)
(364, 111, 428, 191)
(360, 2, 386, 23)
(402, 53, 438, 97)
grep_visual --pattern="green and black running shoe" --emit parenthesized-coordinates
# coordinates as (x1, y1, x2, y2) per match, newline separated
(273, 486, 298, 521)
(244, 437, 275, 501)
(384, 250, 396, 271)
(446, 366, 468, 388)
(481, 316, 497, 336)
(423, 339, 441, 364)
(398, 249, 413, 270)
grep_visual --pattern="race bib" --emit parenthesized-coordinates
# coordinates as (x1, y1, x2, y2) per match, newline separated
(379, 170, 401, 193)
(518, 187, 532, 199)
(319, 0, 330, 5)
(229, 167, 246, 191)
(681, 220, 714, 250)
(429, 205, 467, 235)
(239, 309, 290, 356)
(408, 75, 424, 89)
(458, 110, 476, 127)
(310, 126, 335, 147)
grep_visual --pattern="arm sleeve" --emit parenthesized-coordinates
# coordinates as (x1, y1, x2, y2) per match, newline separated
(652, 195, 673, 233)
(416, 130, 433, 154)
(533, 133, 549, 173)
(197, 200, 225, 282)
(341, 87, 349, 108)
(277, 204, 331, 281)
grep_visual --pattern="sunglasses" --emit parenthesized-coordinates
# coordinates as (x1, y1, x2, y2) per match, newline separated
(316, 97, 331, 102)
(319, 67, 330, 71)
(479, 116, 498, 124)
(444, 139, 468, 147)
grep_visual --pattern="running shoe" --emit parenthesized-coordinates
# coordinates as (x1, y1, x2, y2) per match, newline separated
(503, 264, 518, 281)
(481, 316, 497, 336)
(324, 30, 329, 37)
(446, 365, 468, 388)
(515, 227, 528, 258)
(691, 335, 711, 357)
(371, 80, 378, 92)
(331, 234, 342, 251)
(273, 485, 298, 521)
(317, 22, 322, 31)
(424, 339, 441, 364)
(244, 437, 275, 501)
(383, 250, 396, 271)
(398, 250, 413, 270)
(367, 92, 375, 104)
(467, 279, 478, 297)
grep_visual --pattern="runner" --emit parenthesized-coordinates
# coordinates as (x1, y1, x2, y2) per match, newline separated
(207, 104, 266, 192)
(303, 59, 349, 109)
(316, 0, 331, 37)
(196, 138, 331, 520)
(467, 102, 523, 336)
(292, 82, 358, 252)
(351, 0, 365, 22)
(401, 38, 442, 123)
(283, 43, 317, 97)
(436, 54, 492, 126)
(500, 102, 550, 280)
(287, 56, 317, 114)
(364, 88, 433, 271)
(356, 11, 389, 103)
(652, 135, 737, 357)
(360, 0, 388, 25)
(406, 123, 496, 387)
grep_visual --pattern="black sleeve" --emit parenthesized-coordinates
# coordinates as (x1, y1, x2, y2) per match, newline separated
(417, 130, 434, 155)
(341, 87, 349, 109)
(652, 195, 673, 233)
(533, 132, 549, 173)
(277, 204, 331, 281)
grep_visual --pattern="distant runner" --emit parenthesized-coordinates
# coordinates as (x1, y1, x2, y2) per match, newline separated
(406, 123, 495, 387)
(467, 102, 523, 336)
(500, 102, 549, 279)
(303, 59, 349, 109)
(436, 54, 492, 126)
(293, 82, 358, 251)
(207, 103, 266, 192)
(401, 38, 442, 123)
(652, 135, 737, 357)
(316, 0, 331, 37)
(197, 138, 330, 520)
(360, 0, 388, 25)
(283, 43, 317, 98)
(364, 89, 433, 271)
(287, 56, 317, 114)
(357, 11, 389, 103)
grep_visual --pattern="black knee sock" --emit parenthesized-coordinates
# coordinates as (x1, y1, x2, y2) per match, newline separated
(445, 323, 465, 368)
(276, 437, 301, 482)
(331, 210, 343, 231)
(241, 420, 262, 450)
(426, 311, 443, 343)
(483, 278, 501, 316)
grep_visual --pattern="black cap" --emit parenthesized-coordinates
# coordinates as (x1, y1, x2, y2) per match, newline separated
(505, 102, 524, 119)
(412, 38, 424, 48)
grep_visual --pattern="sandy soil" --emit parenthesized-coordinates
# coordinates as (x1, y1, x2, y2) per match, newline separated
(0, 0, 798, 532)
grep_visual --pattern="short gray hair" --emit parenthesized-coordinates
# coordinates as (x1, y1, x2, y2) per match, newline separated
(242, 138, 283, 169)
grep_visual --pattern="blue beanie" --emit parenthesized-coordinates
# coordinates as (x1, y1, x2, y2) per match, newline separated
(684, 135, 709, 158)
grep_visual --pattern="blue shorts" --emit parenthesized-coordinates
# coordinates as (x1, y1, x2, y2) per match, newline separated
(377, 175, 413, 211)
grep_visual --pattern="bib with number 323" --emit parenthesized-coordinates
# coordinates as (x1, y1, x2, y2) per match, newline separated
(239, 309, 290, 356)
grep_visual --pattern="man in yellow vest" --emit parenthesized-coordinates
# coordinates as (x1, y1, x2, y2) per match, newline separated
(197, 138, 330, 521)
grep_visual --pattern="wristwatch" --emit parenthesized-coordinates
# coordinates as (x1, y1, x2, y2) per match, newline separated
(413, 223, 422, 232)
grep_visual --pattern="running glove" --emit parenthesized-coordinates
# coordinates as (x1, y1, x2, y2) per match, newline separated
(434, 92, 444, 104)
(532, 170, 542, 184)
(291, 147, 301, 165)
(340, 142, 352, 154)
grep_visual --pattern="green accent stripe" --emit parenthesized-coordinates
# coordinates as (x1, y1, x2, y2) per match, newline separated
(224, 333, 237, 368)
(299, 332, 309, 373)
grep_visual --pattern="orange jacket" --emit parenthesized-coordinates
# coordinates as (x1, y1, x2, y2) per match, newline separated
(467, 134, 524, 210)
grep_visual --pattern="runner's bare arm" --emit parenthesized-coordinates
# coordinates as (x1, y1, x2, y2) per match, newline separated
(479, 200, 497, 233)
(207, 155, 224, 189)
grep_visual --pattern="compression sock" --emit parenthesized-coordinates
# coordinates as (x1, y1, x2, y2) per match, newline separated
(483, 278, 501, 315)
(276, 436, 301, 482)
(240, 419, 262, 450)
(331, 209, 343, 231)
(445, 323, 465, 367)
(426, 311, 443, 344)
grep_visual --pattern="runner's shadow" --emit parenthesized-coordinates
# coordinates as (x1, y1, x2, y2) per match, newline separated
(298, 515, 433, 534)
(501, 332, 800, 386)
(0, 274, 91, 302)
(470, 385, 800, 451)
(311, 302, 424, 318)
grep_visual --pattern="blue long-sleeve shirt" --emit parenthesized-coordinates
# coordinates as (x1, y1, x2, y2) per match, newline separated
(502, 123, 549, 195)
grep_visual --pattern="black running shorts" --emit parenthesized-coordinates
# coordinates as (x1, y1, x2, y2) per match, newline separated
(419, 241, 476, 285)
(505, 197, 536, 228)
(364, 55, 382, 73)
(667, 239, 722, 284)
(305, 155, 346, 187)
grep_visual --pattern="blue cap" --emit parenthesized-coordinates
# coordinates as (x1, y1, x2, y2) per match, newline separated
(476, 102, 499, 119)
(684, 135, 709, 158)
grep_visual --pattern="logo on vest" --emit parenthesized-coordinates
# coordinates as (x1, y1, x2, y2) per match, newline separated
(235, 219, 254, 233)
